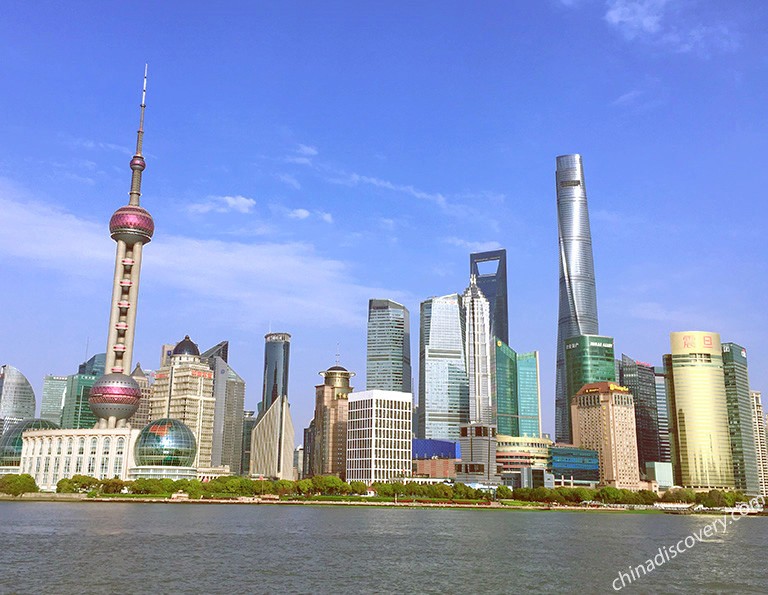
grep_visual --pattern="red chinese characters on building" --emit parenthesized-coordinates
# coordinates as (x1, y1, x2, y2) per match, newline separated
(682, 335, 696, 349)
(702, 335, 713, 349)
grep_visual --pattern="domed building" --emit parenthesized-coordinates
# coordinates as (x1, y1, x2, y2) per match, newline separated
(148, 336, 215, 469)
(305, 364, 355, 479)
(0, 419, 59, 471)
(128, 418, 197, 481)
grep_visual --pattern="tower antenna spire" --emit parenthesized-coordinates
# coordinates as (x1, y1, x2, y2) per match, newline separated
(128, 65, 148, 206)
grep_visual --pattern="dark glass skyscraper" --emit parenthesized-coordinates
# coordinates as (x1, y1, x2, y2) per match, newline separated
(470, 249, 508, 345)
(617, 354, 661, 475)
(261, 333, 291, 414)
(555, 154, 599, 443)
(722, 342, 760, 495)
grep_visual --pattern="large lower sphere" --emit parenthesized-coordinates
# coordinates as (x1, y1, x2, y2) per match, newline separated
(134, 419, 197, 467)
(88, 373, 141, 421)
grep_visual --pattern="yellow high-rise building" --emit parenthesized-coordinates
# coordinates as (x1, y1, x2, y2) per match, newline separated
(665, 331, 735, 490)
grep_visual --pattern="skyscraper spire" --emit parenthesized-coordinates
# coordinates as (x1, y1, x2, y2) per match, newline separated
(129, 64, 148, 207)
(89, 67, 155, 429)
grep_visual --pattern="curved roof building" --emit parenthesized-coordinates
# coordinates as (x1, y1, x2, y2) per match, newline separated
(0, 365, 36, 433)
(0, 419, 59, 466)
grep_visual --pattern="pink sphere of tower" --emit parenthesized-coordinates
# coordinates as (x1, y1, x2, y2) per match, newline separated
(88, 373, 142, 421)
(109, 205, 154, 245)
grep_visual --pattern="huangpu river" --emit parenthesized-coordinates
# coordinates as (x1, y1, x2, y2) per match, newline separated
(0, 502, 766, 594)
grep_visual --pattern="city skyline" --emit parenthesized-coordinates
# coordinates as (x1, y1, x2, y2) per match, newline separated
(1, 3, 767, 441)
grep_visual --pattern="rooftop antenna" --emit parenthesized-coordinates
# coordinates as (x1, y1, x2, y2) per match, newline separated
(335, 343, 340, 365)
(128, 64, 148, 206)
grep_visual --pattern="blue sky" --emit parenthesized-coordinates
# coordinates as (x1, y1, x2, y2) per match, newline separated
(1, 1, 766, 440)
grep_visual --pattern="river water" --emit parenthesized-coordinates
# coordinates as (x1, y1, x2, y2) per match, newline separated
(0, 502, 765, 594)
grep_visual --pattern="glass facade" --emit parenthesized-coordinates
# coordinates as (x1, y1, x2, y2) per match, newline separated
(562, 335, 615, 443)
(654, 366, 672, 463)
(134, 418, 197, 467)
(665, 332, 735, 490)
(366, 299, 411, 393)
(418, 294, 468, 441)
(548, 445, 600, 483)
(40, 375, 68, 425)
(555, 154, 599, 444)
(722, 343, 760, 495)
(0, 419, 60, 466)
(492, 340, 541, 438)
(412, 438, 459, 460)
(60, 374, 99, 429)
(469, 249, 508, 344)
(617, 355, 661, 475)
(0, 365, 36, 433)
(262, 333, 290, 412)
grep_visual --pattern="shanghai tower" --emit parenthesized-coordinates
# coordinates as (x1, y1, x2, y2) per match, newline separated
(555, 154, 599, 443)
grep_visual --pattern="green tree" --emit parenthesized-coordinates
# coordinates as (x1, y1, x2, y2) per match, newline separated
(99, 478, 125, 494)
(0, 473, 39, 496)
(496, 485, 513, 499)
(574, 487, 596, 502)
(373, 482, 393, 497)
(595, 486, 622, 504)
(70, 475, 99, 493)
(296, 479, 314, 495)
(274, 479, 296, 496)
(57, 478, 76, 493)
(637, 490, 659, 505)
(349, 481, 368, 495)
(513, 487, 533, 501)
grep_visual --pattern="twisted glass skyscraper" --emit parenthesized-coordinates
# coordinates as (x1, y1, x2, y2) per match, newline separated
(555, 154, 599, 443)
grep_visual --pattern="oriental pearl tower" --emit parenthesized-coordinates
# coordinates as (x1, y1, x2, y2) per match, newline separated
(89, 66, 154, 429)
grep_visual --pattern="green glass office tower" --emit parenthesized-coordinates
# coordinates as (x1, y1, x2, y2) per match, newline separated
(492, 340, 541, 437)
(722, 343, 760, 495)
(563, 335, 615, 443)
(60, 373, 99, 429)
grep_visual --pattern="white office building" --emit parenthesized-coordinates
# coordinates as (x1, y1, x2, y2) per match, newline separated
(347, 390, 412, 485)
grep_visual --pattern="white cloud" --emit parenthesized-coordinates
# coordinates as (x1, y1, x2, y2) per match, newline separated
(611, 89, 642, 106)
(330, 172, 448, 208)
(297, 144, 318, 156)
(189, 195, 256, 214)
(277, 173, 301, 190)
(68, 137, 133, 156)
(285, 156, 313, 166)
(288, 208, 311, 219)
(444, 237, 502, 253)
(0, 180, 399, 329)
(318, 212, 334, 224)
(605, 0, 667, 38)
(604, 0, 739, 55)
